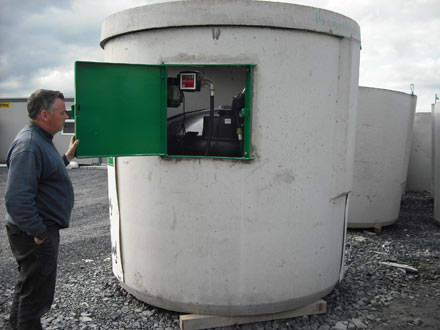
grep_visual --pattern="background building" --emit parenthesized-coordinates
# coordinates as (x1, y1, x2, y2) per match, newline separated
(0, 97, 100, 165)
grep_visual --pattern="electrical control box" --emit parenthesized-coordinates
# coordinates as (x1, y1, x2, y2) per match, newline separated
(178, 71, 202, 91)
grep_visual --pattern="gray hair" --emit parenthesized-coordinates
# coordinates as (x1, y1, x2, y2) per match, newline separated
(27, 89, 65, 119)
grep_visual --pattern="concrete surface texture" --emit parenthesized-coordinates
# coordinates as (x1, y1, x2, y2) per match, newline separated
(406, 112, 432, 192)
(103, 0, 361, 315)
(100, 0, 361, 48)
(348, 87, 417, 228)
(434, 103, 440, 223)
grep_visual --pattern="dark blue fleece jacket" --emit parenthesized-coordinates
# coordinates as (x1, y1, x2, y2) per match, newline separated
(5, 122, 74, 238)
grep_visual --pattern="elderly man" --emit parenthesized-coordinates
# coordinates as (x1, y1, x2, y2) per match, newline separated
(4, 89, 79, 330)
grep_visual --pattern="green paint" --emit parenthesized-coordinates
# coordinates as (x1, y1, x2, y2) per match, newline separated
(74, 61, 166, 158)
(315, 10, 347, 31)
(244, 65, 253, 159)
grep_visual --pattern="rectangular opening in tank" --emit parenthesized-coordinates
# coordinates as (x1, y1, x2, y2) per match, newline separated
(72, 61, 253, 159)
(166, 65, 253, 159)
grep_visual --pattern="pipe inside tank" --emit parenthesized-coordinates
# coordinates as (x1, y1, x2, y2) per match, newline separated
(204, 80, 215, 155)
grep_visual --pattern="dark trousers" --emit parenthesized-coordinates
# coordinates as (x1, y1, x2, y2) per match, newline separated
(6, 223, 60, 330)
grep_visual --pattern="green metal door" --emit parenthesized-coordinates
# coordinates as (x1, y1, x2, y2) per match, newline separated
(74, 61, 167, 158)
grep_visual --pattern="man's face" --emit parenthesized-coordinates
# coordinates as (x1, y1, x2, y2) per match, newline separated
(45, 98, 68, 135)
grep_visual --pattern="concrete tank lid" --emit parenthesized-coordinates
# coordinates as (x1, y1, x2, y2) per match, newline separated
(100, 0, 361, 48)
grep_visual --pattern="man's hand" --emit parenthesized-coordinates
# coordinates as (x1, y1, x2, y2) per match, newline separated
(65, 136, 80, 162)
(34, 237, 45, 245)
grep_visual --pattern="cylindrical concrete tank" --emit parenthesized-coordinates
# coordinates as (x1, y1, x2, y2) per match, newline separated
(348, 87, 417, 229)
(103, 0, 361, 315)
(433, 102, 440, 223)
(406, 112, 432, 192)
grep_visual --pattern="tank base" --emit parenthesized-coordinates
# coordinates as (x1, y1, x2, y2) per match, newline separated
(347, 218, 397, 229)
(119, 281, 336, 316)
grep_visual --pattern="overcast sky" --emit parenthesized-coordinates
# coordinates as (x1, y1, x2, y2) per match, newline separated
(0, 0, 438, 112)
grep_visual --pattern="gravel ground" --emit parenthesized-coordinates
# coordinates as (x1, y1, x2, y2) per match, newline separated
(0, 167, 439, 330)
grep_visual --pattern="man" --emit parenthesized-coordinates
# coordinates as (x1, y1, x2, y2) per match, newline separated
(4, 89, 79, 330)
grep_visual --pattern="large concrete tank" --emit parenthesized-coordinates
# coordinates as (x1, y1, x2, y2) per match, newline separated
(103, 0, 361, 315)
(406, 112, 432, 192)
(348, 87, 417, 229)
(433, 103, 440, 223)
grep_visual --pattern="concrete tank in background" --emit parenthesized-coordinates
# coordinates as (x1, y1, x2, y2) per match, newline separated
(406, 112, 432, 192)
(433, 103, 440, 223)
(103, 0, 361, 315)
(348, 87, 417, 229)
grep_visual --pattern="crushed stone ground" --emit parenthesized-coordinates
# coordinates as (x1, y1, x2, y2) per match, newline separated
(0, 167, 439, 329)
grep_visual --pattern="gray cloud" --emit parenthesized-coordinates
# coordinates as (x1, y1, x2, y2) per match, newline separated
(295, 0, 440, 111)
(0, 0, 439, 111)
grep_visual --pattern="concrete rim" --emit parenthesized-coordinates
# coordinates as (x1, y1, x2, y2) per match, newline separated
(359, 86, 418, 98)
(100, 0, 361, 48)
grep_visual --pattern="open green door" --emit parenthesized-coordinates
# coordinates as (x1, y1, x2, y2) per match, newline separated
(74, 61, 167, 158)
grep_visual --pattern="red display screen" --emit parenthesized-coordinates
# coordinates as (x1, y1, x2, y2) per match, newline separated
(180, 73, 196, 90)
